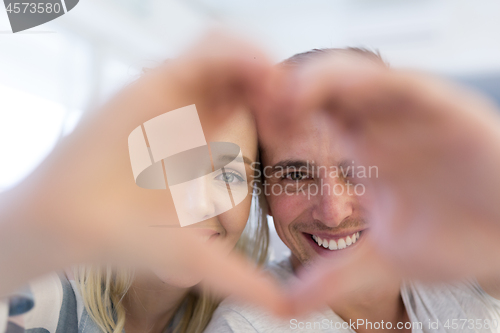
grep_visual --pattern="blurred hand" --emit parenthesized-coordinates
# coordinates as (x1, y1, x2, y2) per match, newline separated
(0, 32, 289, 316)
(3, 33, 500, 319)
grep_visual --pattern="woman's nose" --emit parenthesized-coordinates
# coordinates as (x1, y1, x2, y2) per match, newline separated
(169, 176, 217, 226)
(187, 177, 217, 220)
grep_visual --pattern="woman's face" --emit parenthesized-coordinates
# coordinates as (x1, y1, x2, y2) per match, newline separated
(150, 106, 258, 287)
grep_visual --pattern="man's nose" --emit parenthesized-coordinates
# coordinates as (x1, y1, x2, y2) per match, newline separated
(311, 177, 354, 228)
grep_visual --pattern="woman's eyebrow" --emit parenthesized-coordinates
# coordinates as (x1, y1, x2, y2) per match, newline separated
(216, 154, 254, 166)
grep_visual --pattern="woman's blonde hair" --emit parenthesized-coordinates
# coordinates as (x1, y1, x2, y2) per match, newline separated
(75, 183, 269, 333)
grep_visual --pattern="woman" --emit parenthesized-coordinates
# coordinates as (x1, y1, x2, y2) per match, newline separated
(5, 97, 268, 333)
(73, 106, 269, 333)
(0, 34, 273, 333)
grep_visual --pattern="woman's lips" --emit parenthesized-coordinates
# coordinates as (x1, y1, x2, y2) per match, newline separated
(189, 228, 222, 242)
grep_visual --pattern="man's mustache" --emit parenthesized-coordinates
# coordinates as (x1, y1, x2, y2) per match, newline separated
(292, 217, 368, 233)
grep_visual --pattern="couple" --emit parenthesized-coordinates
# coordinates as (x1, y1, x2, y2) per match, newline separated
(2, 35, 500, 333)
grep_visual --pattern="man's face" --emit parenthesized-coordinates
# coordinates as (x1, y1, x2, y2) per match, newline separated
(261, 113, 369, 268)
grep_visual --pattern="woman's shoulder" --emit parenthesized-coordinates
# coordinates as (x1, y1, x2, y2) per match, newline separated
(6, 271, 80, 333)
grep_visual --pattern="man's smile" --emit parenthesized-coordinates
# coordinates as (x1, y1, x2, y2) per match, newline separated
(301, 229, 367, 255)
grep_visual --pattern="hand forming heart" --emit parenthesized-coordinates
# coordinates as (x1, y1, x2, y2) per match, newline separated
(2, 31, 500, 317)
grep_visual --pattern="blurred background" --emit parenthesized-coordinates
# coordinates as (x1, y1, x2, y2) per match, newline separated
(1, 0, 500, 260)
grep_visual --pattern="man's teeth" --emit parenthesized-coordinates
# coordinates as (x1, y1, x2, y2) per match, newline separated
(312, 232, 360, 251)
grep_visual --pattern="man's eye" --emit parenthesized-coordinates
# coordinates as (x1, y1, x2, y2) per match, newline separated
(215, 171, 244, 183)
(284, 172, 309, 181)
(340, 170, 356, 183)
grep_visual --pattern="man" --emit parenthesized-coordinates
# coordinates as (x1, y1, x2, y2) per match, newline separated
(205, 49, 500, 332)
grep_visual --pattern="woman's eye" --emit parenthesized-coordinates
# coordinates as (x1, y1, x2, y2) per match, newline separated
(222, 173, 235, 183)
(285, 172, 309, 181)
(215, 171, 244, 183)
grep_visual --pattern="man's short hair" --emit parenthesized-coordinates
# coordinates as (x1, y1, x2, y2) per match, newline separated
(280, 47, 386, 68)
(258, 47, 386, 167)
(258, 47, 389, 169)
